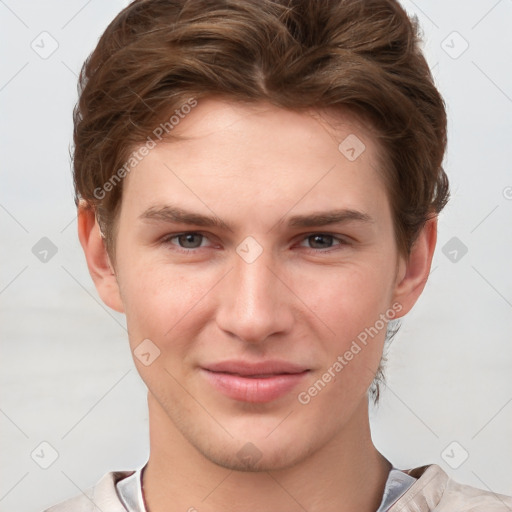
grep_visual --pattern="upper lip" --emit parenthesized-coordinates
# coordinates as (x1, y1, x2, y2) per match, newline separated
(202, 360, 309, 376)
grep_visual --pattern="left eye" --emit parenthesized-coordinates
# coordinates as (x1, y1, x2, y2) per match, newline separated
(299, 234, 344, 250)
(166, 232, 208, 249)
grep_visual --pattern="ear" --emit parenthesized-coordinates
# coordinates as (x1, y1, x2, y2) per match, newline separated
(77, 203, 124, 313)
(391, 216, 437, 318)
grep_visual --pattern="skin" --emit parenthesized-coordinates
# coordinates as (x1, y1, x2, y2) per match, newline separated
(78, 98, 437, 512)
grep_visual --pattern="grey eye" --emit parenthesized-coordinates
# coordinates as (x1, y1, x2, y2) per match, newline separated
(176, 233, 204, 248)
(306, 234, 335, 249)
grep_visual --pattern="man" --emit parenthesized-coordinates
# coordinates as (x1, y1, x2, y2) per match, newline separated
(46, 0, 512, 510)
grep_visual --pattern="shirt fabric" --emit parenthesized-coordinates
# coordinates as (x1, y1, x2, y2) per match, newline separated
(115, 464, 417, 512)
(44, 462, 512, 512)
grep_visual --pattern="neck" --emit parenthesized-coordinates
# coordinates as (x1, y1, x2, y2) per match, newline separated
(142, 392, 391, 512)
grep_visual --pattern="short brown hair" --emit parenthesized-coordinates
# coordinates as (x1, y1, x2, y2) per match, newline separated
(72, 0, 449, 402)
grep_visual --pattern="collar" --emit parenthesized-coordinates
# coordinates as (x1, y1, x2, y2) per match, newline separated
(115, 462, 418, 512)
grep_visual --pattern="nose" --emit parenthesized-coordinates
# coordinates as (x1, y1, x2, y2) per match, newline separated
(215, 246, 294, 345)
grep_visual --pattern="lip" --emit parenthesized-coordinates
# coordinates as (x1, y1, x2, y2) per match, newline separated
(201, 360, 310, 403)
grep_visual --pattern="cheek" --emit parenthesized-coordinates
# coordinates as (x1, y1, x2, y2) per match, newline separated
(298, 262, 392, 339)
(294, 263, 392, 393)
(118, 258, 213, 349)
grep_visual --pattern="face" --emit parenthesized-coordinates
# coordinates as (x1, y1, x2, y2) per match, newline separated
(109, 99, 407, 471)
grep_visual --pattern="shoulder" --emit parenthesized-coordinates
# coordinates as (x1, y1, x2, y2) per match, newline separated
(43, 471, 133, 512)
(390, 464, 512, 512)
(441, 472, 512, 512)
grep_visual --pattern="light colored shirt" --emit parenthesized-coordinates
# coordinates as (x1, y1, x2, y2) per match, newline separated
(115, 463, 417, 512)
(44, 463, 512, 511)
(115, 466, 145, 512)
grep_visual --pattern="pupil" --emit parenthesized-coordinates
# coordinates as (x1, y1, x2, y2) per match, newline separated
(311, 234, 331, 248)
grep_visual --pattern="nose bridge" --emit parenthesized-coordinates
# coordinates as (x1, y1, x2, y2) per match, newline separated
(236, 248, 275, 309)
(216, 240, 292, 343)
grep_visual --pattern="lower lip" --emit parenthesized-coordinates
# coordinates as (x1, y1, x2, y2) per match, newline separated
(201, 369, 309, 403)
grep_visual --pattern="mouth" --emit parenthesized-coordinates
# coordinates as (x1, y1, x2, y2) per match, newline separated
(219, 373, 295, 378)
(200, 360, 310, 403)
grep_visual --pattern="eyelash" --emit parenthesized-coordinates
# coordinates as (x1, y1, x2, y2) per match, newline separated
(160, 232, 350, 255)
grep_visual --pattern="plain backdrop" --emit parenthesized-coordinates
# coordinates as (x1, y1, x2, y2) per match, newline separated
(1, 1, 511, 511)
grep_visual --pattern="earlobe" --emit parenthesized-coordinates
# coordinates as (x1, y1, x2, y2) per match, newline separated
(391, 216, 438, 318)
(77, 203, 124, 313)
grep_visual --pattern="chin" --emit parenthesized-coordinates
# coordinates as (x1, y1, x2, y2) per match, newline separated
(201, 439, 312, 473)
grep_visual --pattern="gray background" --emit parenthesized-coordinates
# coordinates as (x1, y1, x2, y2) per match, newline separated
(1, 1, 511, 511)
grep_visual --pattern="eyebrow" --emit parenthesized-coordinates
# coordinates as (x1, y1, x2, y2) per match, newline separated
(139, 204, 374, 231)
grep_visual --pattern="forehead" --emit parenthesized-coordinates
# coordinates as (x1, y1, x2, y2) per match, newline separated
(120, 98, 390, 227)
